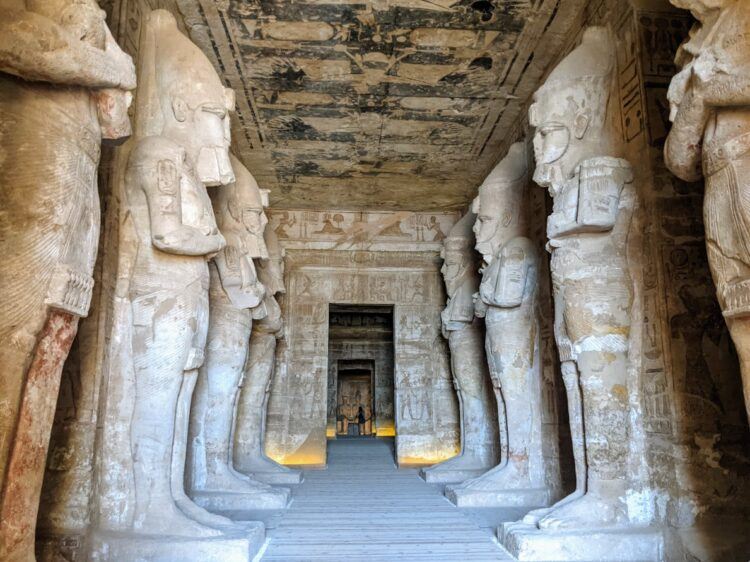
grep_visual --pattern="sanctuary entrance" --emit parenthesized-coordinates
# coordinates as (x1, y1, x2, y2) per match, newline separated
(327, 305, 394, 439)
(336, 364, 374, 436)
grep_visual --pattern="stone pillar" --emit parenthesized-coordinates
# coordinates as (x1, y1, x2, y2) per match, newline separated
(0, 2, 135, 559)
(446, 143, 554, 510)
(420, 212, 499, 483)
(502, 27, 663, 561)
(187, 154, 290, 511)
(234, 228, 303, 484)
(89, 10, 263, 561)
(665, 0, 750, 427)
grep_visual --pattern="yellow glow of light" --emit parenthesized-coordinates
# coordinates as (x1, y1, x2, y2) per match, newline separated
(326, 427, 337, 438)
(398, 445, 460, 468)
(266, 447, 327, 468)
(376, 424, 396, 437)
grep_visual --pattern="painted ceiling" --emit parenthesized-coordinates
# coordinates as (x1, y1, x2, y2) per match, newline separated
(177, 0, 588, 211)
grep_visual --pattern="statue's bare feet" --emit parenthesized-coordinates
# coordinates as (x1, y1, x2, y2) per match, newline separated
(174, 493, 239, 529)
(425, 453, 487, 473)
(246, 455, 293, 474)
(522, 489, 584, 525)
(134, 501, 224, 538)
(538, 492, 627, 530)
(456, 461, 531, 492)
(205, 464, 287, 500)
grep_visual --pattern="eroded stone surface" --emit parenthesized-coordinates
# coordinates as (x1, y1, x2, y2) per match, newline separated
(89, 9, 260, 560)
(665, 0, 750, 428)
(501, 26, 646, 557)
(0, 2, 134, 559)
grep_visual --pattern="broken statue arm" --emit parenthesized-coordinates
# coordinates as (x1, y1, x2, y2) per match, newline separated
(138, 147, 226, 256)
(0, 1, 135, 89)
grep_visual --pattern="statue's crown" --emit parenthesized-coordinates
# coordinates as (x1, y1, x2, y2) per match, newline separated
(530, 27, 614, 129)
(136, 10, 234, 136)
(444, 212, 476, 251)
(481, 142, 527, 190)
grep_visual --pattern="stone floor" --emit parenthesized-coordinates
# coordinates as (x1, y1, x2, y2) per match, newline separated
(258, 437, 513, 561)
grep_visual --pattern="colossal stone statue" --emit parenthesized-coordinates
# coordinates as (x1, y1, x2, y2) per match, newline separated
(91, 11, 262, 561)
(188, 154, 290, 510)
(499, 31, 663, 562)
(524, 26, 636, 533)
(665, 0, 750, 425)
(447, 145, 550, 509)
(0, 2, 135, 559)
(420, 212, 498, 484)
(234, 228, 304, 485)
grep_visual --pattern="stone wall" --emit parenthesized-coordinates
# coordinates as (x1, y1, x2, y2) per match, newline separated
(263, 209, 461, 466)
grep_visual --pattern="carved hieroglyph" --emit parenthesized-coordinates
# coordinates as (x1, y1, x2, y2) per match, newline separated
(665, 0, 750, 426)
(447, 143, 551, 508)
(522, 27, 637, 534)
(234, 228, 304, 484)
(0, 2, 135, 559)
(188, 154, 290, 510)
(90, 11, 263, 561)
(420, 212, 498, 483)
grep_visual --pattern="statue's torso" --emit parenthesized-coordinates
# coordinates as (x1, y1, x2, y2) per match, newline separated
(127, 137, 213, 295)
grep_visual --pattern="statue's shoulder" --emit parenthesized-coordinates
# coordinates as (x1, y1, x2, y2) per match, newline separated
(129, 136, 184, 165)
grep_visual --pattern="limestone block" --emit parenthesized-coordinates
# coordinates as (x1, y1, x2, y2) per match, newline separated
(89, 524, 264, 562)
(0, 2, 135, 559)
(500, 522, 664, 562)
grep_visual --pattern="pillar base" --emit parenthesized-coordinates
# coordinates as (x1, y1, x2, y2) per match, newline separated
(499, 521, 664, 561)
(419, 466, 487, 484)
(445, 484, 549, 508)
(89, 524, 265, 562)
(192, 487, 290, 511)
(249, 468, 304, 485)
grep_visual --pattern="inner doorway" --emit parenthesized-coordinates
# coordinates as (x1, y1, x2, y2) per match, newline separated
(327, 304, 395, 439)
(336, 362, 374, 436)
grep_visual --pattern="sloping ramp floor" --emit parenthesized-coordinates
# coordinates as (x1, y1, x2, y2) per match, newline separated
(261, 437, 512, 561)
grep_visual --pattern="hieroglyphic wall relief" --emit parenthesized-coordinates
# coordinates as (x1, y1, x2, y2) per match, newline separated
(268, 209, 457, 252)
(265, 248, 459, 467)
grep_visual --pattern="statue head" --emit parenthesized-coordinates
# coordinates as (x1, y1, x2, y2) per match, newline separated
(472, 142, 528, 264)
(529, 27, 615, 194)
(441, 212, 477, 298)
(258, 227, 286, 296)
(215, 154, 269, 258)
(137, 10, 235, 186)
